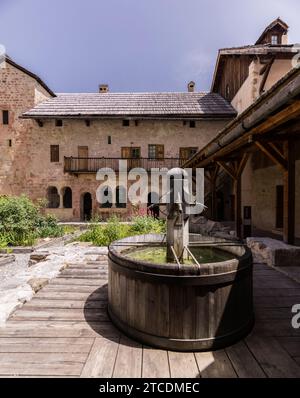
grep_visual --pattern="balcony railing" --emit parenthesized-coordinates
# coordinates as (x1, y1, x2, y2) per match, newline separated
(64, 157, 185, 173)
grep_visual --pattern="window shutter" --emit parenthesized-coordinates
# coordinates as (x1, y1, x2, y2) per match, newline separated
(157, 145, 164, 159)
(50, 145, 59, 162)
(121, 147, 131, 158)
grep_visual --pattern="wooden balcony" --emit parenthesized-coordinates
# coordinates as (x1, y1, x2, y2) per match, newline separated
(64, 157, 184, 173)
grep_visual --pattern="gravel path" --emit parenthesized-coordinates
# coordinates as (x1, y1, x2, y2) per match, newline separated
(0, 241, 107, 325)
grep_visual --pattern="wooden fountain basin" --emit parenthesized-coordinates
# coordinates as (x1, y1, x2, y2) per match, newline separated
(108, 234, 254, 352)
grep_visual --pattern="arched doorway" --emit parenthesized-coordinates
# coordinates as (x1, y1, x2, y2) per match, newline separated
(147, 192, 160, 218)
(81, 192, 92, 221)
(62, 187, 72, 208)
(47, 186, 60, 208)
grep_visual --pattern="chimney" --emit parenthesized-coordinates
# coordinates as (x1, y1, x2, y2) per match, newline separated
(187, 81, 195, 92)
(99, 84, 109, 93)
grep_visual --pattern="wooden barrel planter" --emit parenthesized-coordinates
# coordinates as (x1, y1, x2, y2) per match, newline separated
(108, 234, 254, 352)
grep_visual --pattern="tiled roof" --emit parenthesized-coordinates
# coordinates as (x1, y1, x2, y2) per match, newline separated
(22, 92, 236, 119)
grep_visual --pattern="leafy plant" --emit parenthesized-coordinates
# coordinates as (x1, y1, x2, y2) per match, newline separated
(79, 215, 166, 247)
(0, 195, 64, 246)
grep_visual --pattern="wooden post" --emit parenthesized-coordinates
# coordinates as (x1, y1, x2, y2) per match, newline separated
(206, 165, 220, 221)
(234, 176, 242, 240)
(283, 140, 295, 245)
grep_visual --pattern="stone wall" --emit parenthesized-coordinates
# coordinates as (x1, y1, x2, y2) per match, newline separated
(0, 61, 52, 196)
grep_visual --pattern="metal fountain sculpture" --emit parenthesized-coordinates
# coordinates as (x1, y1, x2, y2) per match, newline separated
(166, 168, 200, 265)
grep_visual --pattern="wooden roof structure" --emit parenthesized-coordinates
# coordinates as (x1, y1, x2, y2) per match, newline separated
(185, 66, 300, 245)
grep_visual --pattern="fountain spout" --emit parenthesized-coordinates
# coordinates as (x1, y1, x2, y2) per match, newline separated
(166, 168, 190, 263)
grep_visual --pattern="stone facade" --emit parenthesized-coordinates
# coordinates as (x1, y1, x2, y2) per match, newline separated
(0, 60, 229, 221)
(0, 61, 52, 195)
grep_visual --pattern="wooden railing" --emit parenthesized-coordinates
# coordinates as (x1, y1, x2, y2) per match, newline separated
(64, 157, 184, 173)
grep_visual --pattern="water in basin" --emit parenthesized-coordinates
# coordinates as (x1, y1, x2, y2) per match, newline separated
(125, 246, 235, 265)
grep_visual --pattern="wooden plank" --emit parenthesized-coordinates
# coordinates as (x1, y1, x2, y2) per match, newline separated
(11, 308, 108, 322)
(25, 299, 107, 309)
(195, 350, 237, 378)
(0, 363, 83, 376)
(246, 334, 300, 378)
(44, 283, 107, 293)
(61, 270, 108, 277)
(0, 352, 87, 363)
(81, 338, 119, 378)
(0, 321, 120, 338)
(226, 341, 266, 378)
(34, 290, 107, 301)
(50, 278, 106, 286)
(113, 337, 142, 378)
(142, 347, 170, 378)
(254, 288, 300, 297)
(255, 308, 295, 320)
(254, 319, 300, 337)
(277, 337, 300, 357)
(168, 351, 199, 378)
(0, 337, 93, 353)
(254, 296, 300, 308)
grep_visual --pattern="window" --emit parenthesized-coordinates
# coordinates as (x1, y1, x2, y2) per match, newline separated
(148, 144, 164, 159)
(179, 147, 198, 160)
(131, 147, 140, 159)
(62, 187, 72, 209)
(100, 187, 113, 208)
(189, 121, 196, 128)
(2, 110, 9, 125)
(135, 120, 139, 127)
(122, 120, 130, 127)
(55, 119, 63, 127)
(116, 186, 127, 208)
(108, 136, 112, 145)
(8, 139, 12, 147)
(271, 35, 278, 45)
(47, 187, 60, 208)
(85, 120, 90, 127)
(50, 145, 59, 162)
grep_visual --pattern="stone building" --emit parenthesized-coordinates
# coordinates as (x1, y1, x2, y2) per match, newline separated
(1, 17, 300, 241)
(0, 57, 235, 221)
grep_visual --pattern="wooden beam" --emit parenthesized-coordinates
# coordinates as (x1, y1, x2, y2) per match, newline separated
(192, 100, 300, 168)
(283, 140, 295, 245)
(217, 161, 237, 180)
(255, 141, 288, 171)
(237, 153, 250, 178)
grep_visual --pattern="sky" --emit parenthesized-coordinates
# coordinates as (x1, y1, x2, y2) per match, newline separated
(1, 0, 300, 93)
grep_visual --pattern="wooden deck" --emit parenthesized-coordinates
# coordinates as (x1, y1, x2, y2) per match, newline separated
(0, 256, 300, 378)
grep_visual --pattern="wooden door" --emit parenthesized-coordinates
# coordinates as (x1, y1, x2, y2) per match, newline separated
(78, 146, 88, 171)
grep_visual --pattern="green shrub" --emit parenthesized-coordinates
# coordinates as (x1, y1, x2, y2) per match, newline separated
(37, 214, 64, 238)
(130, 216, 166, 235)
(79, 215, 166, 247)
(0, 195, 64, 246)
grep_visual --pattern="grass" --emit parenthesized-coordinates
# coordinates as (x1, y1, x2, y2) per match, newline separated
(78, 215, 166, 247)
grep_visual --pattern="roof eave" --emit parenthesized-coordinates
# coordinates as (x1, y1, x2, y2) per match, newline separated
(21, 113, 236, 121)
